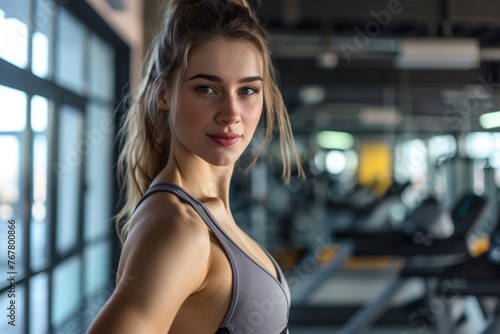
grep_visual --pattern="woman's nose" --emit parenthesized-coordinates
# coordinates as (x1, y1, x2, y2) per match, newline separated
(215, 95, 241, 125)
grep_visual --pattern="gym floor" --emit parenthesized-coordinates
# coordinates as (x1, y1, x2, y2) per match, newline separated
(287, 267, 488, 333)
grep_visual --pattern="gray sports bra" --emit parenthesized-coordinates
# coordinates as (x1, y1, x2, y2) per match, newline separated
(134, 182, 290, 334)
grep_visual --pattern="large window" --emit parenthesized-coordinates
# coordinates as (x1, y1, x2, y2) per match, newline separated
(0, 0, 128, 332)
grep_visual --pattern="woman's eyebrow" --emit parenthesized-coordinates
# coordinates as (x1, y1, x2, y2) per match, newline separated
(187, 73, 263, 83)
(187, 74, 222, 82)
(240, 76, 263, 83)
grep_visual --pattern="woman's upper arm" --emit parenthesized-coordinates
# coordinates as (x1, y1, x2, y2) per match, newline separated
(87, 208, 210, 333)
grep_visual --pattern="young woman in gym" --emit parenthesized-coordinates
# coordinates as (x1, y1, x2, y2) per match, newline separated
(87, 0, 303, 333)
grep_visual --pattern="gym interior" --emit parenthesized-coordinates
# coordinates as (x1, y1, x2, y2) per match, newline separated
(1, 0, 500, 333)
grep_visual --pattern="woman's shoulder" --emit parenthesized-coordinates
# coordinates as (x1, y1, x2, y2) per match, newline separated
(117, 189, 211, 290)
(120, 190, 212, 275)
(129, 189, 209, 239)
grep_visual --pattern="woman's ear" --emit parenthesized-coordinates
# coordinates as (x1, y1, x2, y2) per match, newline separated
(157, 88, 170, 110)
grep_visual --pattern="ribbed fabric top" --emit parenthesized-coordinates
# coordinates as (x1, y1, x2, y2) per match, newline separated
(133, 182, 290, 334)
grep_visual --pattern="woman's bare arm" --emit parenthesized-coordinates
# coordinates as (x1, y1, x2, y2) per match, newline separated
(87, 199, 210, 333)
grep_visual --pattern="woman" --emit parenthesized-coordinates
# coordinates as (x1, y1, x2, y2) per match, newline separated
(87, 0, 303, 333)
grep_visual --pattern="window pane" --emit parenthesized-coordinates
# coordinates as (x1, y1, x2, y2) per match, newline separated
(32, 31, 49, 77)
(0, 135, 26, 286)
(55, 8, 86, 93)
(0, 136, 20, 217)
(55, 105, 83, 254)
(84, 104, 113, 241)
(52, 255, 81, 328)
(31, 134, 48, 270)
(31, 95, 49, 132)
(84, 241, 111, 297)
(32, 0, 55, 78)
(0, 283, 25, 333)
(31, 96, 49, 271)
(0, 1, 30, 69)
(0, 85, 27, 131)
(30, 272, 48, 334)
(89, 34, 115, 100)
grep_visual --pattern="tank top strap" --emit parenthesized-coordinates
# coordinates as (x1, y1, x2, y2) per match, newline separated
(133, 182, 228, 238)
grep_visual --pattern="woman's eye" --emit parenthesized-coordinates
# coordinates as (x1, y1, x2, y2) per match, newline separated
(240, 87, 257, 96)
(196, 86, 215, 94)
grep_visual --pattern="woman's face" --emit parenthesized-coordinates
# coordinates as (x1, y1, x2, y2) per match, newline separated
(170, 39, 264, 167)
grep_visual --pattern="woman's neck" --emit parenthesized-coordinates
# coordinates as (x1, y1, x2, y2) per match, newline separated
(152, 151, 235, 210)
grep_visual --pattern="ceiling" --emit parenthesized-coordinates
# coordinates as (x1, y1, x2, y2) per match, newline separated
(248, 0, 500, 135)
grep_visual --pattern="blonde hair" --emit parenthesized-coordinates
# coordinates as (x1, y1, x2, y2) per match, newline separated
(116, 0, 303, 243)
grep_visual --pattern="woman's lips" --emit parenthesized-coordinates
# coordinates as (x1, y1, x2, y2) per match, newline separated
(207, 133, 241, 147)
